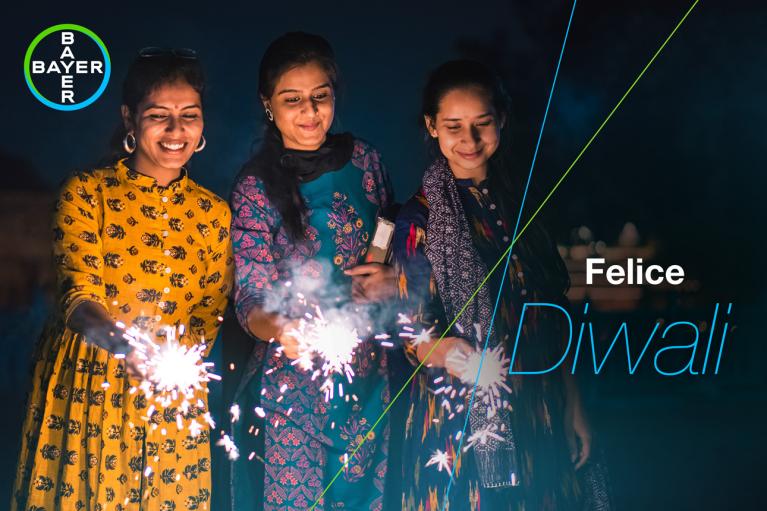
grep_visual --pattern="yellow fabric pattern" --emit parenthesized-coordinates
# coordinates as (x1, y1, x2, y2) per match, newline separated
(12, 159, 233, 511)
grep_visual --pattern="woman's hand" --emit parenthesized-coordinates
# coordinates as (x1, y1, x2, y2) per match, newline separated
(275, 318, 303, 360)
(344, 263, 397, 303)
(415, 336, 474, 378)
(245, 307, 303, 359)
(68, 301, 145, 380)
(68, 301, 131, 353)
(121, 350, 145, 381)
(564, 393, 592, 469)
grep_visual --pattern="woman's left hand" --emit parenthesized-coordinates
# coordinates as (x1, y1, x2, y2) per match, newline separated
(344, 263, 397, 303)
(564, 397, 592, 470)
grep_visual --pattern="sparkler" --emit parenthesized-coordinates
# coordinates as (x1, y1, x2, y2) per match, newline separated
(283, 305, 362, 401)
(122, 324, 219, 436)
(450, 345, 512, 412)
(118, 322, 245, 489)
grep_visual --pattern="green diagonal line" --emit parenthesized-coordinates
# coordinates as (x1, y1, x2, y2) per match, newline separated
(309, 1, 699, 507)
(515, 0, 700, 244)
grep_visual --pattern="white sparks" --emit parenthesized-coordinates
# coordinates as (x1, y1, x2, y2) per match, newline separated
(451, 345, 512, 410)
(229, 404, 241, 423)
(402, 326, 435, 348)
(425, 449, 452, 473)
(285, 305, 362, 401)
(397, 313, 413, 324)
(463, 423, 506, 452)
(216, 433, 240, 460)
(188, 420, 202, 438)
(123, 324, 218, 438)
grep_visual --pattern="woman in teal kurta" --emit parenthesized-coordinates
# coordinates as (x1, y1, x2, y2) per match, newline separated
(229, 32, 396, 511)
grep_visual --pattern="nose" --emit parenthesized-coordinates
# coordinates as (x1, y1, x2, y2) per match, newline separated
(468, 125, 481, 143)
(165, 116, 184, 134)
(303, 100, 320, 117)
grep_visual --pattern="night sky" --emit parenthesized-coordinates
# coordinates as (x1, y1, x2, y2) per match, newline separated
(2, 0, 767, 508)
(3, 1, 765, 294)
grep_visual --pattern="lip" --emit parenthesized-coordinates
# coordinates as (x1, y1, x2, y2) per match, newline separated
(298, 122, 321, 132)
(457, 149, 483, 160)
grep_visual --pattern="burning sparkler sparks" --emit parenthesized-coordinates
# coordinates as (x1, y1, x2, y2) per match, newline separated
(216, 432, 240, 460)
(282, 305, 362, 401)
(463, 423, 506, 452)
(451, 345, 512, 411)
(122, 325, 219, 436)
(399, 325, 436, 349)
(425, 449, 452, 473)
(230, 404, 241, 423)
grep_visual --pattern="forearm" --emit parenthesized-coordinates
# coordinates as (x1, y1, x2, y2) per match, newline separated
(67, 301, 125, 353)
(246, 306, 288, 341)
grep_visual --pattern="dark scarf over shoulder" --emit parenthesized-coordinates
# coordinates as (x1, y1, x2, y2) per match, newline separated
(274, 132, 355, 183)
(422, 156, 498, 347)
(422, 155, 518, 481)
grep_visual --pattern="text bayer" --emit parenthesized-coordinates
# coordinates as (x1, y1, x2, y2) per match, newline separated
(30, 32, 104, 103)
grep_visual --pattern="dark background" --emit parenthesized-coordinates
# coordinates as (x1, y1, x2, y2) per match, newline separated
(1, 0, 766, 509)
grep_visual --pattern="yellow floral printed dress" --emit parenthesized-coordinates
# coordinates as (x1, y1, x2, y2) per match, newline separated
(12, 159, 233, 511)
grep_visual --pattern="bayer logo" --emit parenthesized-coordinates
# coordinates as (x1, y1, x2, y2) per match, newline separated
(24, 24, 111, 111)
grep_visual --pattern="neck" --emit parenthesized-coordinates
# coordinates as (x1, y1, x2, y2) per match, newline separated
(448, 161, 487, 185)
(129, 153, 181, 187)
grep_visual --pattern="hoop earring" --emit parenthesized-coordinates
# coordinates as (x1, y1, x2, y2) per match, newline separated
(195, 135, 206, 153)
(265, 108, 274, 122)
(123, 132, 136, 154)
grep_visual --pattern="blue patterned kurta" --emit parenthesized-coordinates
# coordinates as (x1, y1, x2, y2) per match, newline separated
(230, 139, 393, 510)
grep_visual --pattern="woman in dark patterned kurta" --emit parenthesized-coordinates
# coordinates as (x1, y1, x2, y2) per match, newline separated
(230, 33, 396, 511)
(394, 61, 599, 510)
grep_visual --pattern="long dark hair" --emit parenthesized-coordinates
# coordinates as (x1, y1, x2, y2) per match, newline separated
(240, 32, 340, 241)
(421, 59, 570, 300)
(101, 51, 206, 166)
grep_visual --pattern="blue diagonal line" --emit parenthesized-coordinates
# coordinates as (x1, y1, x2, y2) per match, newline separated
(441, 0, 578, 506)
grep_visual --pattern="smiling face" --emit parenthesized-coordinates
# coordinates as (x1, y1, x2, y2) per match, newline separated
(122, 80, 203, 178)
(263, 61, 334, 151)
(425, 86, 503, 181)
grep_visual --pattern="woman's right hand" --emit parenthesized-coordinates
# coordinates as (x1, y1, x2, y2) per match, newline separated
(68, 301, 129, 353)
(67, 301, 144, 378)
(415, 336, 474, 378)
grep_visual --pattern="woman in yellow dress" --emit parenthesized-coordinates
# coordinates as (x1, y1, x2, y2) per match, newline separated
(12, 48, 232, 511)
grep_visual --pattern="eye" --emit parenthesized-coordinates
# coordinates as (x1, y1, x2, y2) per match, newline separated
(446, 125, 460, 132)
(285, 96, 301, 104)
(476, 120, 494, 127)
(312, 92, 330, 101)
(148, 114, 168, 121)
(182, 113, 200, 120)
